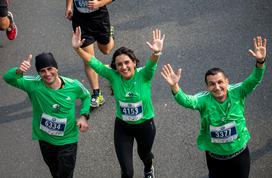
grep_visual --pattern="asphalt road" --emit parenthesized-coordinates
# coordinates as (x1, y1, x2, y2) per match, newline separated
(0, 0, 272, 178)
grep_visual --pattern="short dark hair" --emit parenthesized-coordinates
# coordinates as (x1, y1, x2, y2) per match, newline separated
(110, 47, 140, 70)
(205, 68, 227, 84)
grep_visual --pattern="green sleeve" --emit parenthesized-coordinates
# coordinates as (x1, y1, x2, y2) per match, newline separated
(240, 66, 266, 97)
(141, 59, 157, 81)
(87, 56, 116, 82)
(174, 89, 201, 110)
(3, 67, 28, 91)
(75, 80, 91, 115)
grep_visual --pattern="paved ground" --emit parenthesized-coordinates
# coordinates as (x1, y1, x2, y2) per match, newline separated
(0, 0, 271, 177)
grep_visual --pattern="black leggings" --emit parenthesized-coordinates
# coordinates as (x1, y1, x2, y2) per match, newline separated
(114, 118, 156, 178)
(206, 146, 250, 178)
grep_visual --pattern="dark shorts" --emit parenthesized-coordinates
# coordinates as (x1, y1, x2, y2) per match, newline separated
(72, 12, 111, 48)
(0, 0, 8, 17)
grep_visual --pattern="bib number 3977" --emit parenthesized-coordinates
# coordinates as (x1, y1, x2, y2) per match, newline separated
(40, 113, 67, 136)
(119, 101, 143, 121)
(210, 121, 238, 143)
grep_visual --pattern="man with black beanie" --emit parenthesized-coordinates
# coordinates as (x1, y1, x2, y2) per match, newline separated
(3, 53, 91, 178)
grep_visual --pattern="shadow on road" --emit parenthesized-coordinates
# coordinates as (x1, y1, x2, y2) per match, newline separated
(0, 97, 32, 124)
(251, 138, 272, 163)
(197, 138, 272, 178)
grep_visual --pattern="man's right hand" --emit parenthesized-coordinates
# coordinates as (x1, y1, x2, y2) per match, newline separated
(65, 9, 73, 21)
(161, 64, 182, 94)
(17, 54, 32, 74)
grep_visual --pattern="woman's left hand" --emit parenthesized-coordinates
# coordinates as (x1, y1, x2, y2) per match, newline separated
(72, 26, 85, 49)
(146, 29, 165, 55)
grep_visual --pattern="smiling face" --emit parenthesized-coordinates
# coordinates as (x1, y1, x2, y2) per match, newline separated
(206, 72, 229, 102)
(39, 67, 59, 86)
(115, 54, 136, 80)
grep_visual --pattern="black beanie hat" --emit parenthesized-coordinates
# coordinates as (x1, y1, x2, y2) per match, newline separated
(35, 52, 58, 72)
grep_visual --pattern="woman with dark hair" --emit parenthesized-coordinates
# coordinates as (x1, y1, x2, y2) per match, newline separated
(72, 26, 165, 178)
(110, 46, 140, 70)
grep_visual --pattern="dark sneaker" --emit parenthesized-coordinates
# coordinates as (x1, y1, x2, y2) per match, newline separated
(6, 11, 17, 40)
(90, 92, 105, 108)
(144, 165, 155, 178)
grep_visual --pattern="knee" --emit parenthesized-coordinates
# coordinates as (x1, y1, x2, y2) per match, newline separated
(0, 17, 9, 30)
(100, 49, 111, 55)
(98, 41, 114, 55)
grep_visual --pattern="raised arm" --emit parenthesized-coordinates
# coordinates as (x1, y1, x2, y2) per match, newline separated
(146, 29, 165, 62)
(248, 36, 267, 68)
(161, 64, 182, 94)
(238, 36, 267, 96)
(72, 26, 93, 63)
(3, 54, 33, 90)
(161, 64, 201, 110)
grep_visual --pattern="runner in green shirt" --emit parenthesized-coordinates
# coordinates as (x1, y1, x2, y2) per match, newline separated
(72, 26, 165, 178)
(161, 36, 267, 178)
(3, 52, 90, 178)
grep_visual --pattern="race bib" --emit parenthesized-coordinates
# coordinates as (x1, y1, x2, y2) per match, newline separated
(74, 0, 98, 13)
(210, 121, 238, 143)
(119, 101, 143, 121)
(40, 113, 67, 136)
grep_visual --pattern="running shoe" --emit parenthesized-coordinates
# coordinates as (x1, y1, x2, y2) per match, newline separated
(6, 11, 17, 40)
(90, 91, 105, 108)
(144, 165, 155, 178)
(110, 25, 114, 39)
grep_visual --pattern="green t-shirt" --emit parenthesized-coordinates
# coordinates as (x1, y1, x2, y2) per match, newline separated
(88, 56, 157, 124)
(174, 66, 265, 155)
(3, 68, 90, 145)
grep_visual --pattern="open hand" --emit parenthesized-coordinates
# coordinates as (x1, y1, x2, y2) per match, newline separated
(72, 26, 85, 49)
(248, 36, 267, 62)
(161, 64, 182, 87)
(146, 29, 165, 54)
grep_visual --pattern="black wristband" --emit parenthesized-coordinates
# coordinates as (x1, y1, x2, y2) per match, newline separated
(256, 60, 266, 64)
(153, 51, 162, 56)
(81, 114, 89, 120)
